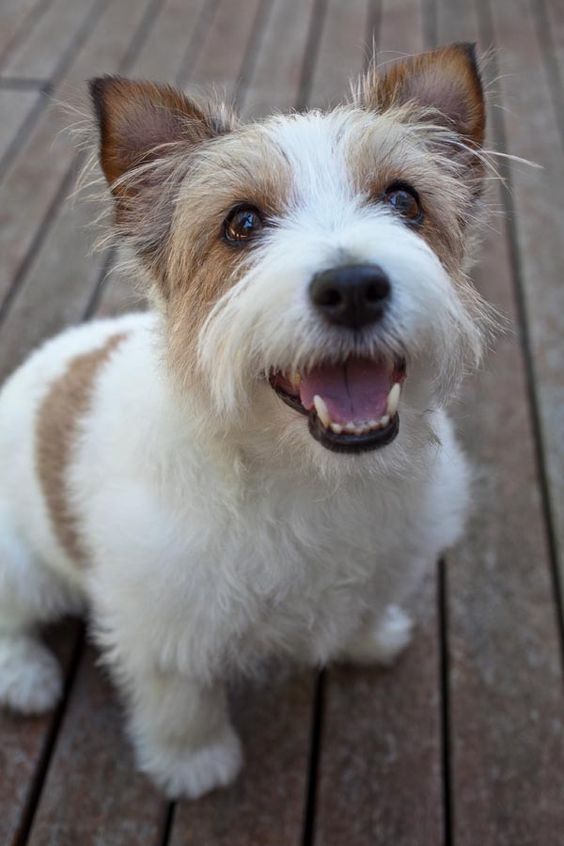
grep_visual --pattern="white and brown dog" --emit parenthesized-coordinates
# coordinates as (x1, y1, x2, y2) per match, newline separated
(0, 44, 492, 798)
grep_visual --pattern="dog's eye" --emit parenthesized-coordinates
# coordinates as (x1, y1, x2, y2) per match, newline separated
(384, 183, 422, 224)
(223, 204, 264, 244)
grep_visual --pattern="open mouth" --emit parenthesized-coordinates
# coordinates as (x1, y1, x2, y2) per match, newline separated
(270, 356, 406, 453)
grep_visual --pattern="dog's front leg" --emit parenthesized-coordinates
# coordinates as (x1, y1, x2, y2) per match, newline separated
(123, 667, 243, 799)
(337, 605, 413, 667)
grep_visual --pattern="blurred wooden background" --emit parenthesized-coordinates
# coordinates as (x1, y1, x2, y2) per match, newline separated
(1, 0, 563, 843)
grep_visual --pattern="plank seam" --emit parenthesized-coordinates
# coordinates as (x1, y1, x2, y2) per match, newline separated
(0, 0, 166, 330)
(12, 627, 85, 846)
(422, 0, 438, 49)
(175, 0, 224, 90)
(295, 0, 329, 112)
(477, 0, 564, 674)
(0, 0, 109, 183)
(302, 671, 326, 846)
(531, 0, 564, 151)
(438, 559, 453, 846)
(42, 0, 110, 89)
(83, 247, 116, 320)
(0, 0, 57, 72)
(233, 0, 276, 112)
(0, 77, 50, 89)
(0, 88, 53, 182)
(116, 0, 165, 79)
(158, 802, 175, 846)
(0, 154, 79, 326)
(365, 0, 382, 69)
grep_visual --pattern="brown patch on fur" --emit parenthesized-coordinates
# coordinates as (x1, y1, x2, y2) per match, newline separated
(36, 333, 128, 565)
(347, 117, 472, 274)
(358, 43, 485, 147)
(163, 128, 292, 386)
(90, 77, 238, 271)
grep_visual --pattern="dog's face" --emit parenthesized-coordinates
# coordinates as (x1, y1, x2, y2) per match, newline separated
(91, 44, 490, 471)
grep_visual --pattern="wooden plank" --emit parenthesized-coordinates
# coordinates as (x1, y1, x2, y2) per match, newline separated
(483, 0, 564, 604)
(446, 191, 564, 846)
(315, 578, 443, 846)
(0, 2, 166, 841)
(239, 0, 316, 118)
(377, 0, 424, 61)
(27, 647, 167, 846)
(0, 0, 158, 334)
(308, 0, 370, 109)
(123, 0, 207, 84)
(538, 0, 564, 106)
(314, 7, 445, 845)
(0, 89, 40, 164)
(0, 0, 100, 81)
(189, 0, 262, 100)
(0, 0, 51, 65)
(169, 674, 315, 846)
(0, 623, 80, 846)
(435, 1, 564, 843)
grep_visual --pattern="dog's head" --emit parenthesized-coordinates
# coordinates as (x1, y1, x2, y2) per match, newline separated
(91, 43, 492, 472)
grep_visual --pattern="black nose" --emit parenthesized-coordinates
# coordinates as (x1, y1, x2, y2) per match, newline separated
(309, 264, 391, 329)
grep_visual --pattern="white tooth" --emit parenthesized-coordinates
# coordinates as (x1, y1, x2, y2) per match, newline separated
(313, 395, 330, 428)
(290, 371, 301, 388)
(345, 422, 356, 433)
(379, 414, 390, 428)
(330, 423, 343, 434)
(387, 382, 401, 417)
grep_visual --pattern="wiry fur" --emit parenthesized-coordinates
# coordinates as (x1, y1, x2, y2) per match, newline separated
(0, 44, 499, 799)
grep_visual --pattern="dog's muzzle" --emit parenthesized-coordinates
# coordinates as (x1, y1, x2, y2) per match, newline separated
(270, 356, 406, 454)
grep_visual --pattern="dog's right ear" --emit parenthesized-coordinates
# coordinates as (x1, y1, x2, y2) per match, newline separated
(89, 76, 234, 194)
(89, 77, 236, 271)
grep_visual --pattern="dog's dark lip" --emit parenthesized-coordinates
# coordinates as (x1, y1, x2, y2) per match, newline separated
(269, 358, 404, 453)
(308, 409, 399, 453)
(270, 381, 308, 416)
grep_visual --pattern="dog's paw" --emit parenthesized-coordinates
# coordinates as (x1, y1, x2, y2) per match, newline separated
(142, 728, 244, 800)
(0, 635, 63, 714)
(340, 605, 413, 667)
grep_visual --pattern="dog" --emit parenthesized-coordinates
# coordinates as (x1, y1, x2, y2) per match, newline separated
(0, 43, 493, 798)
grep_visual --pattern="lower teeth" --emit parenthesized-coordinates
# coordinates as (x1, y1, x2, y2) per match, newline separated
(328, 415, 393, 436)
(311, 382, 402, 437)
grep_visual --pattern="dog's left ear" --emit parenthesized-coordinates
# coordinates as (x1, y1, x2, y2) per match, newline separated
(359, 43, 485, 148)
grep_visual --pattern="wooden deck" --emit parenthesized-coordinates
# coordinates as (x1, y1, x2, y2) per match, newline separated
(1, 0, 564, 843)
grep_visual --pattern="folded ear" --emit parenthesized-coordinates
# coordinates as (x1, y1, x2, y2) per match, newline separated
(89, 76, 234, 191)
(358, 43, 485, 147)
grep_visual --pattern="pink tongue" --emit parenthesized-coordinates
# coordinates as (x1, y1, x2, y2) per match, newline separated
(299, 357, 392, 425)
